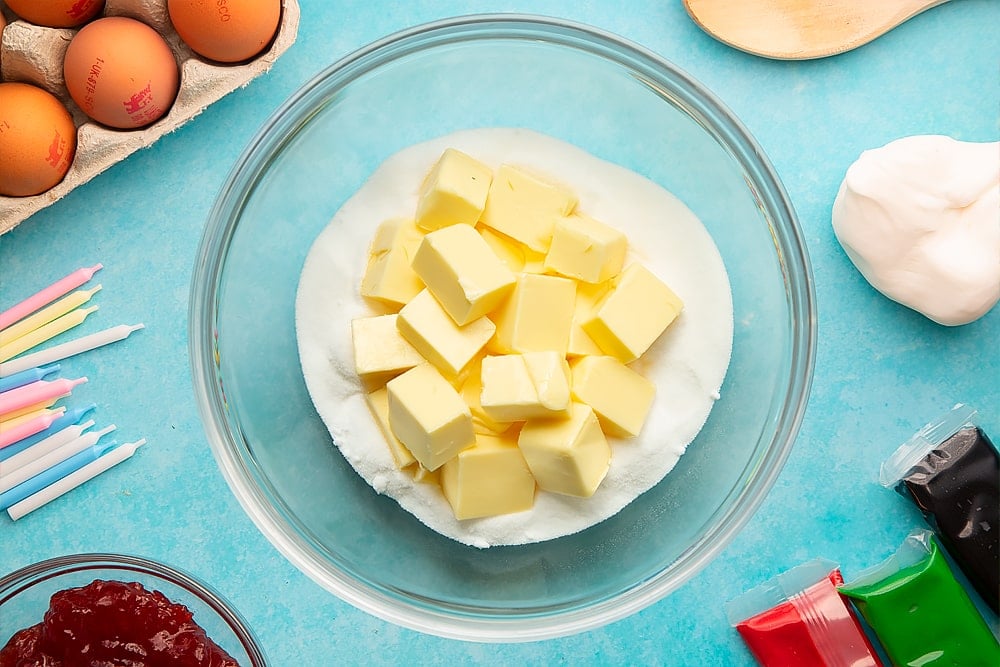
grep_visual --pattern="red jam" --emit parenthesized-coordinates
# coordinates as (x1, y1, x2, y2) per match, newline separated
(0, 580, 241, 667)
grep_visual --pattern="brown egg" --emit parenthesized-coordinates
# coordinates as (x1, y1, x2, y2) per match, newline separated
(64, 17, 180, 129)
(0, 82, 77, 197)
(168, 0, 281, 63)
(5, 0, 104, 28)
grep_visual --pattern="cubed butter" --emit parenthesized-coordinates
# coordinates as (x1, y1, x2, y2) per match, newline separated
(397, 289, 496, 378)
(351, 314, 424, 386)
(458, 361, 512, 435)
(544, 213, 627, 284)
(360, 217, 425, 308)
(571, 356, 655, 437)
(480, 352, 571, 422)
(387, 364, 475, 471)
(412, 464, 441, 486)
(415, 149, 493, 231)
(521, 248, 548, 275)
(364, 388, 416, 468)
(567, 280, 613, 358)
(411, 224, 516, 325)
(492, 273, 576, 356)
(479, 164, 577, 253)
(517, 402, 611, 498)
(567, 326, 603, 358)
(582, 263, 683, 362)
(440, 431, 536, 520)
(476, 224, 527, 273)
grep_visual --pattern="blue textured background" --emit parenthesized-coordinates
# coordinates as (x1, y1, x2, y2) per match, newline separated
(1, 1, 998, 664)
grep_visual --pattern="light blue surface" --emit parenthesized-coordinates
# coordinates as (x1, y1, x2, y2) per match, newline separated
(0, 1, 997, 664)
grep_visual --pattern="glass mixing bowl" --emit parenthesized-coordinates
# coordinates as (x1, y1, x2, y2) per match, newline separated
(0, 553, 266, 665)
(190, 15, 815, 641)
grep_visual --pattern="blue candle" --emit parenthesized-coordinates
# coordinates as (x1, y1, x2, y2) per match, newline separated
(0, 365, 60, 394)
(0, 439, 117, 510)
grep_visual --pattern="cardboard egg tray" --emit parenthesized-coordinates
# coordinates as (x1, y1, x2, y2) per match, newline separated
(0, 0, 300, 234)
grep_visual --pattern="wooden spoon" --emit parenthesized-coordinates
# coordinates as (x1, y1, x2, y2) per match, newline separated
(683, 0, 952, 60)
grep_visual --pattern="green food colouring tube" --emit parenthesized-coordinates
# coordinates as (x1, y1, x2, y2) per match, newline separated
(839, 530, 999, 667)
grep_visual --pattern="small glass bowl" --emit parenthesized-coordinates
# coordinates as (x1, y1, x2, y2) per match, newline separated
(0, 553, 266, 665)
(190, 14, 816, 641)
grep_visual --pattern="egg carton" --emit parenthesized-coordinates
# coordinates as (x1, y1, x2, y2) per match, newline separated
(0, 0, 300, 234)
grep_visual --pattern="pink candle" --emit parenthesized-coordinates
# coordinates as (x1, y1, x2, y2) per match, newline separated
(0, 377, 87, 419)
(0, 407, 67, 449)
(0, 264, 102, 331)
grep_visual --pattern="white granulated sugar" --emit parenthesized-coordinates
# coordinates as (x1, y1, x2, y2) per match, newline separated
(295, 128, 733, 548)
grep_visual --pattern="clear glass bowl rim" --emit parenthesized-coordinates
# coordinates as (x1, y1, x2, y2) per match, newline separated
(189, 13, 817, 642)
(0, 552, 267, 665)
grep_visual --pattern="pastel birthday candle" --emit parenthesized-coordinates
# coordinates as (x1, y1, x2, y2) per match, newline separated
(0, 286, 102, 347)
(0, 407, 67, 449)
(7, 438, 146, 520)
(0, 424, 115, 494)
(0, 377, 87, 418)
(0, 407, 62, 429)
(0, 404, 96, 461)
(0, 324, 144, 377)
(0, 437, 119, 509)
(0, 419, 94, 477)
(0, 365, 60, 393)
(0, 307, 99, 362)
(0, 264, 102, 331)
(1, 400, 58, 422)
(0, 398, 59, 426)
(0, 399, 58, 423)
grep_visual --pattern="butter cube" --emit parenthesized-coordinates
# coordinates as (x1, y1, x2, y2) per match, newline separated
(582, 264, 683, 363)
(571, 356, 655, 437)
(479, 165, 578, 253)
(412, 464, 440, 486)
(416, 149, 493, 231)
(492, 273, 576, 356)
(440, 431, 536, 520)
(567, 326, 603, 358)
(517, 402, 611, 498)
(476, 224, 526, 273)
(364, 388, 416, 468)
(397, 289, 496, 378)
(360, 217, 425, 308)
(544, 213, 627, 284)
(387, 364, 475, 471)
(351, 314, 424, 386)
(521, 248, 548, 275)
(480, 352, 571, 422)
(567, 280, 613, 358)
(411, 224, 516, 326)
(458, 361, 512, 435)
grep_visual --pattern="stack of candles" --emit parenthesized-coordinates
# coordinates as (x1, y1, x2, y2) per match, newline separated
(0, 265, 146, 519)
(0, 264, 144, 377)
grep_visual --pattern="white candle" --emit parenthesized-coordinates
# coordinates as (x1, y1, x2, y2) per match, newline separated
(0, 324, 144, 377)
(7, 439, 146, 520)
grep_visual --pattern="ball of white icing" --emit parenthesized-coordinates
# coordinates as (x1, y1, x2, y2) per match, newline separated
(832, 135, 1000, 326)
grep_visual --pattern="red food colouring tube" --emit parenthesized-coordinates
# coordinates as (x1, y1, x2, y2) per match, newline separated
(725, 559, 883, 667)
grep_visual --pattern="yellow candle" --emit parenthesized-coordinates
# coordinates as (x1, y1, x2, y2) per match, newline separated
(0, 286, 101, 346)
(0, 406, 61, 429)
(0, 398, 58, 423)
(0, 306, 99, 363)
